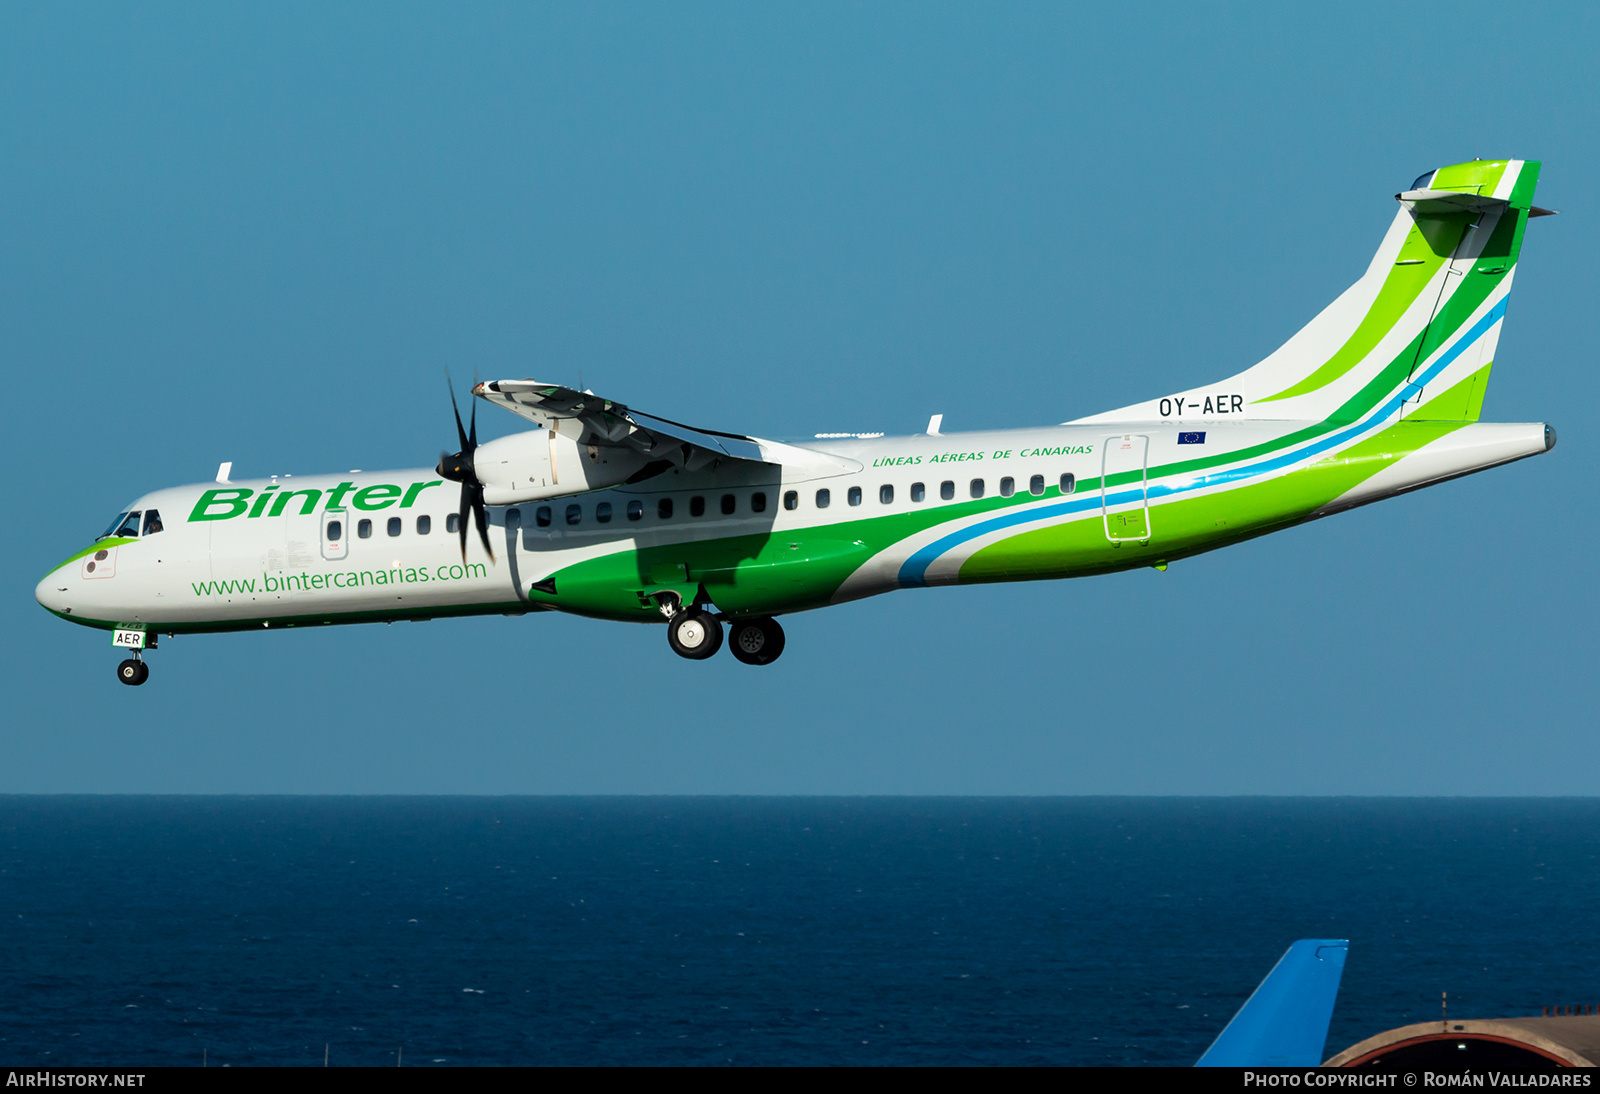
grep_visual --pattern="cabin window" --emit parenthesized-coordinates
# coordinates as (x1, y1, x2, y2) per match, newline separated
(751, 492, 767, 513)
(690, 496, 706, 517)
(535, 507, 552, 528)
(446, 513, 461, 534)
(141, 510, 164, 535)
(783, 491, 798, 511)
(416, 515, 431, 534)
(1029, 474, 1045, 496)
(565, 504, 582, 526)
(506, 508, 521, 528)
(627, 500, 643, 521)
(596, 501, 613, 523)
(970, 479, 985, 499)
(720, 494, 736, 515)
(848, 486, 862, 506)
(879, 484, 893, 504)
(114, 512, 142, 538)
(911, 482, 925, 503)
(387, 516, 402, 537)
(658, 498, 674, 519)
(816, 488, 831, 508)
(940, 481, 955, 501)
(999, 477, 1015, 498)
(327, 520, 343, 542)
(1060, 473, 1076, 494)
(358, 519, 373, 539)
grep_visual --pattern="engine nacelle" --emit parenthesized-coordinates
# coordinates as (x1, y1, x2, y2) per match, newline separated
(474, 429, 663, 505)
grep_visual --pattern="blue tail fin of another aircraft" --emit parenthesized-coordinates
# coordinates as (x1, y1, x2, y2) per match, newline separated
(1195, 939, 1349, 1067)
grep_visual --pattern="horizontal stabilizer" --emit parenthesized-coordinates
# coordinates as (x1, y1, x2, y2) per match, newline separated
(1395, 188, 1508, 215)
(1195, 939, 1349, 1067)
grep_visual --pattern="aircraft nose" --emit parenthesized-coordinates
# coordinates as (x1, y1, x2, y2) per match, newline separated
(36, 569, 73, 616)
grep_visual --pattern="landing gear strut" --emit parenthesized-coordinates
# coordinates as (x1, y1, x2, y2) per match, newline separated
(667, 608, 723, 660)
(116, 656, 149, 686)
(728, 617, 785, 666)
(657, 590, 785, 666)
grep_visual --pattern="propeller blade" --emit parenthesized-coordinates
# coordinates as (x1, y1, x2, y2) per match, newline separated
(443, 369, 493, 565)
(447, 372, 470, 454)
(471, 484, 495, 563)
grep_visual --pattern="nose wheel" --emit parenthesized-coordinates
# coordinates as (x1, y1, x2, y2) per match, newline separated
(728, 617, 785, 665)
(116, 657, 149, 686)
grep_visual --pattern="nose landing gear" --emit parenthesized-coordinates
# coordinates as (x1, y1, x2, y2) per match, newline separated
(116, 656, 149, 686)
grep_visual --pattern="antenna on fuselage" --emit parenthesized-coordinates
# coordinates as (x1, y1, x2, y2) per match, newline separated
(926, 414, 943, 436)
(215, 462, 233, 484)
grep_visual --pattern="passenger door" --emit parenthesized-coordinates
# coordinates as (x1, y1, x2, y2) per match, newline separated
(1101, 434, 1151, 542)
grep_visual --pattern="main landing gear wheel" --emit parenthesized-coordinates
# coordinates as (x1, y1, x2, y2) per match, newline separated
(728, 617, 785, 666)
(667, 609, 723, 661)
(117, 659, 149, 686)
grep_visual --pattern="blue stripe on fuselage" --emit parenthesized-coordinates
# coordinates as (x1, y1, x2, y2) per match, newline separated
(896, 297, 1507, 587)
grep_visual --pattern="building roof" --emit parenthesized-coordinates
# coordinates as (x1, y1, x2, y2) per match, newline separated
(1326, 1015, 1600, 1068)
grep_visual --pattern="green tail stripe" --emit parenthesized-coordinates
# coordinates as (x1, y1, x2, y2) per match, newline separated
(1261, 217, 1466, 403)
(1260, 159, 1538, 405)
(1409, 363, 1493, 422)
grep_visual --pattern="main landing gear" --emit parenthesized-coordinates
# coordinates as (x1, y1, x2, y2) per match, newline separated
(727, 616, 785, 666)
(116, 655, 149, 686)
(664, 607, 786, 665)
(667, 608, 723, 660)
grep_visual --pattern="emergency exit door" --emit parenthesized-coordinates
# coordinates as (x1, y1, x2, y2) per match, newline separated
(321, 508, 349, 561)
(1101, 434, 1151, 542)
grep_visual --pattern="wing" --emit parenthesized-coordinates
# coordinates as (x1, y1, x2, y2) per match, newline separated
(474, 379, 859, 475)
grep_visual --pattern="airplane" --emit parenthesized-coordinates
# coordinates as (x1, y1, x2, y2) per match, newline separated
(36, 158, 1556, 685)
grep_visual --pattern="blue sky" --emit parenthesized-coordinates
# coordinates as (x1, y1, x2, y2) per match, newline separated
(3, 2, 1596, 793)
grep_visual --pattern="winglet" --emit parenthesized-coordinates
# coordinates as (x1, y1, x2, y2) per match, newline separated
(1195, 939, 1349, 1067)
(215, 461, 233, 485)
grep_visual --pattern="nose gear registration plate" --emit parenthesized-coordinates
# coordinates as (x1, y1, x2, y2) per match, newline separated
(112, 628, 147, 650)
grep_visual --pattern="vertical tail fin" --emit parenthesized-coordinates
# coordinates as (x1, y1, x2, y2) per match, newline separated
(1196, 939, 1349, 1068)
(1077, 160, 1547, 427)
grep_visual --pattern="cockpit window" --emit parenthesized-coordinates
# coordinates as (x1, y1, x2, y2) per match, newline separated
(98, 512, 131, 540)
(1410, 169, 1437, 191)
(111, 512, 142, 539)
(142, 510, 163, 536)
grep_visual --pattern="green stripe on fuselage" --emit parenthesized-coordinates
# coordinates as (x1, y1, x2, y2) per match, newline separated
(529, 411, 1474, 621)
(960, 418, 1471, 583)
(44, 538, 137, 578)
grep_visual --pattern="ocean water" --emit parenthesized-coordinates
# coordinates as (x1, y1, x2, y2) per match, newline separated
(1, 797, 1596, 1066)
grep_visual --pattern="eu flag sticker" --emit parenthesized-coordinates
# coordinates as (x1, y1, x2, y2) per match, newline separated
(1178, 431, 1207, 445)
